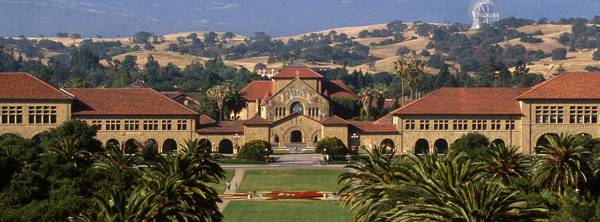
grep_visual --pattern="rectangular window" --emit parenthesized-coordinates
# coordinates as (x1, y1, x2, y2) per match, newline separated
(505, 120, 516, 130)
(308, 107, 320, 116)
(535, 106, 564, 124)
(124, 120, 140, 131)
(162, 120, 172, 130)
(472, 120, 487, 130)
(91, 120, 103, 130)
(419, 120, 430, 130)
(452, 120, 468, 130)
(1, 106, 23, 124)
(27, 106, 56, 124)
(275, 107, 287, 116)
(106, 120, 121, 131)
(569, 106, 598, 124)
(405, 120, 415, 130)
(433, 120, 448, 130)
(143, 120, 159, 131)
(177, 120, 187, 130)
(491, 120, 501, 130)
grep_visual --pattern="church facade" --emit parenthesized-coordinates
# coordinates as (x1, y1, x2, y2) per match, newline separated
(2, 68, 600, 155)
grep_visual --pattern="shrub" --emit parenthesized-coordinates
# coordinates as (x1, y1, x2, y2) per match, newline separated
(551, 48, 567, 60)
(450, 132, 490, 159)
(593, 48, 600, 61)
(238, 140, 272, 161)
(315, 137, 348, 160)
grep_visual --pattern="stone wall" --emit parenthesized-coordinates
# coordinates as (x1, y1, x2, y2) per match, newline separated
(0, 100, 71, 138)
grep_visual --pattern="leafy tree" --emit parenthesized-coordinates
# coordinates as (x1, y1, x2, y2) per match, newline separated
(358, 87, 375, 120)
(132, 31, 153, 44)
(593, 48, 600, 61)
(238, 140, 271, 161)
(207, 82, 233, 121)
(225, 89, 247, 120)
(450, 132, 490, 159)
(552, 48, 568, 60)
(315, 137, 348, 160)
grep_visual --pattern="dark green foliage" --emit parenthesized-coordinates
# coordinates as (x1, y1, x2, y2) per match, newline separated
(238, 140, 272, 161)
(593, 48, 600, 61)
(450, 132, 490, 159)
(552, 48, 568, 60)
(315, 137, 348, 160)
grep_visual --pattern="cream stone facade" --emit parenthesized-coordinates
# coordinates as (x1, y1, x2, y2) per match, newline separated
(4, 71, 600, 156)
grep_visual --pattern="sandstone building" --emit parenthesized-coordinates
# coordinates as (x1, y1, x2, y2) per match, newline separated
(2, 69, 600, 155)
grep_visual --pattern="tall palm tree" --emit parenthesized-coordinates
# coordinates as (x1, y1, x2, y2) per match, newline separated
(533, 133, 592, 194)
(225, 89, 247, 120)
(481, 144, 531, 185)
(406, 59, 425, 99)
(393, 59, 408, 106)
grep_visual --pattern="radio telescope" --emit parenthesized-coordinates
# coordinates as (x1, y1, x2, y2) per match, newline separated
(470, 0, 500, 29)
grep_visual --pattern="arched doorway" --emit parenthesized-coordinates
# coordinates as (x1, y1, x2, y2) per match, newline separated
(381, 139, 395, 149)
(313, 135, 319, 143)
(415, 139, 429, 155)
(162, 139, 177, 153)
(106, 139, 120, 150)
(144, 139, 158, 149)
(219, 139, 234, 154)
(198, 138, 212, 153)
(274, 135, 280, 143)
(124, 139, 140, 154)
(291, 130, 303, 143)
(434, 139, 448, 154)
(535, 133, 558, 153)
(492, 139, 506, 147)
(290, 102, 304, 114)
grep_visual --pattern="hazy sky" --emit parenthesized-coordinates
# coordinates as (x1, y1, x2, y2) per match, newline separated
(0, 0, 598, 37)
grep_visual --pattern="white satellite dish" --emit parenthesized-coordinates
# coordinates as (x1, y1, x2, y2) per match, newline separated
(470, 0, 500, 29)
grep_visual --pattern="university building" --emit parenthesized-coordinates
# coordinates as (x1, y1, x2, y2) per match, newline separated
(1, 68, 600, 155)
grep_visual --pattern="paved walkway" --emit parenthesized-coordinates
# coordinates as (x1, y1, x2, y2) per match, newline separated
(218, 168, 246, 212)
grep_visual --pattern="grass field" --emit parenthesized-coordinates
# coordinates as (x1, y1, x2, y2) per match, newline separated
(208, 169, 235, 193)
(223, 201, 353, 222)
(238, 169, 344, 192)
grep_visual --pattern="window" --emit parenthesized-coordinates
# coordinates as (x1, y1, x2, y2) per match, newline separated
(143, 120, 159, 131)
(177, 120, 187, 130)
(106, 120, 121, 131)
(452, 120, 468, 130)
(308, 107, 319, 116)
(275, 107, 286, 116)
(472, 120, 487, 130)
(569, 106, 598, 124)
(433, 120, 448, 130)
(291, 102, 304, 114)
(1, 106, 23, 124)
(124, 120, 140, 131)
(162, 120, 172, 130)
(419, 120, 430, 130)
(28, 106, 56, 124)
(505, 120, 515, 130)
(405, 120, 415, 130)
(91, 120, 102, 130)
(535, 106, 564, 124)
(491, 120, 501, 130)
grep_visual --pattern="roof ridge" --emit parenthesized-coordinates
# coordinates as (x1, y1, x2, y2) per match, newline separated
(150, 88, 199, 115)
(516, 73, 564, 99)
(23, 73, 73, 99)
(390, 87, 444, 115)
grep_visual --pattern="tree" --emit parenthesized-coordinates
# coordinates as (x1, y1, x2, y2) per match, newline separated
(534, 133, 592, 194)
(206, 82, 233, 121)
(450, 132, 490, 159)
(482, 144, 531, 185)
(225, 89, 247, 120)
(238, 140, 272, 161)
(315, 137, 348, 160)
(552, 48, 568, 60)
(593, 48, 600, 61)
(132, 31, 153, 44)
(358, 87, 375, 120)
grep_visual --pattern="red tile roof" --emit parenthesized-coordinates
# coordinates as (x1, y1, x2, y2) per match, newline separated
(240, 80, 273, 100)
(0, 72, 72, 100)
(199, 114, 217, 125)
(518, 72, 600, 100)
(196, 121, 244, 134)
(66, 88, 198, 116)
(321, 115, 351, 126)
(272, 66, 324, 79)
(325, 80, 360, 101)
(350, 121, 399, 133)
(243, 115, 271, 126)
(392, 87, 529, 116)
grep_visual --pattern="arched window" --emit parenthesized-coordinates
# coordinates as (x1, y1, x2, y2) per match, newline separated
(434, 139, 448, 154)
(291, 102, 304, 114)
(291, 130, 303, 143)
(415, 139, 429, 155)
(492, 139, 505, 147)
(124, 139, 140, 154)
(218, 139, 234, 154)
(381, 139, 395, 149)
(162, 139, 177, 153)
(106, 139, 120, 149)
(535, 133, 558, 153)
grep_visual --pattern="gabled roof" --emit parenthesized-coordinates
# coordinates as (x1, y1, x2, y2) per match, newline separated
(350, 121, 399, 133)
(324, 80, 360, 101)
(518, 72, 600, 100)
(199, 114, 217, 125)
(196, 121, 244, 134)
(240, 80, 273, 100)
(243, 115, 271, 126)
(272, 66, 324, 79)
(0, 72, 72, 100)
(66, 88, 198, 116)
(392, 87, 528, 116)
(321, 115, 351, 126)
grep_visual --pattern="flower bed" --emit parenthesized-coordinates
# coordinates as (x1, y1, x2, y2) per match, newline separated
(263, 191, 323, 200)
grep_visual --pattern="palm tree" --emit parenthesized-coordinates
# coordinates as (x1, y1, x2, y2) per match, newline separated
(393, 59, 408, 106)
(358, 87, 375, 120)
(225, 89, 247, 120)
(406, 59, 425, 100)
(533, 133, 592, 194)
(46, 135, 91, 167)
(207, 82, 233, 121)
(481, 144, 531, 185)
(94, 145, 143, 173)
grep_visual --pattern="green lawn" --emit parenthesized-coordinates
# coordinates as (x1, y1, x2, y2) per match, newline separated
(223, 201, 353, 222)
(208, 169, 235, 193)
(238, 169, 344, 192)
